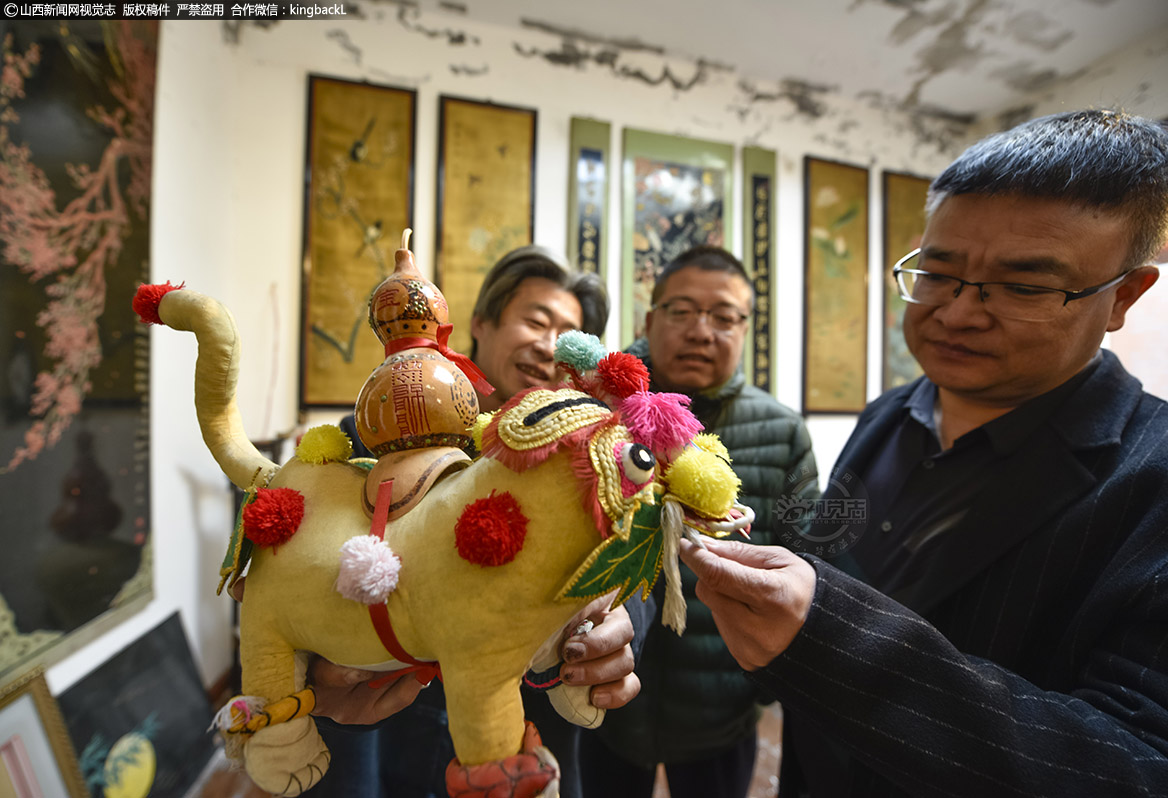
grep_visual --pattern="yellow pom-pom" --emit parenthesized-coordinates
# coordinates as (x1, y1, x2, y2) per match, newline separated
(665, 446, 740, 518)
(296, 425, 354, 464)
(692, 433, 730, 463)
(470, 412, 493, 453)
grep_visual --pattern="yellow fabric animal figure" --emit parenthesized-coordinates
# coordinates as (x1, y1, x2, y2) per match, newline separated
(133, 277, 748, 798)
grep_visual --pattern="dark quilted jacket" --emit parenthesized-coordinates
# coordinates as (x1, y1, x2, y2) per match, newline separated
(596, 340, 820, 765)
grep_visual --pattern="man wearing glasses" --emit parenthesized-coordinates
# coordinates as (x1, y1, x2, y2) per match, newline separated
(677, 110, 1168, 796)
(581, 246, 819, 798)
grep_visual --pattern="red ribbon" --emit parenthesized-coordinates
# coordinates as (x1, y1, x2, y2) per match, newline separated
(384, 323, 495, 396)
(367, 479, 442, 687)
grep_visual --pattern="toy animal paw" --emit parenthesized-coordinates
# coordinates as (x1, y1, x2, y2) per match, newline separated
(244, 717, 330, 796)
(445, 721, 559, 798)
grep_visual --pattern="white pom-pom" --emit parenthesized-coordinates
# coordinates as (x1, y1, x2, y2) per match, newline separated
(336, 535, 402, 604)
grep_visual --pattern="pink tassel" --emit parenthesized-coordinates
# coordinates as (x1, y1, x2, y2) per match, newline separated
(619, 392, 703, 458)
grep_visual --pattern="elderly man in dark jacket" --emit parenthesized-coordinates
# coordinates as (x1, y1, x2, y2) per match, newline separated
(581, 246, 819, 798)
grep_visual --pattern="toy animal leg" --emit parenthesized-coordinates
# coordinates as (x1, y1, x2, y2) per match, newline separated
(245, 716, 330, 796)
(238, 631, 328, 793)
(445, 721, 559, 798)
(546, 683, 604, 729)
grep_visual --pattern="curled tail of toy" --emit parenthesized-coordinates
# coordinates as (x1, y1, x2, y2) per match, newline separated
(134, 283, 278, 491)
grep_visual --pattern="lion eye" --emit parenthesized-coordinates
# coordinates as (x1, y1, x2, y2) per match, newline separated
(620, 443, 656, 484)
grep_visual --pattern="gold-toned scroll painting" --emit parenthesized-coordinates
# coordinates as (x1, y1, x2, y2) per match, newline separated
(301, 75, 415, 408)
(882, 171, 931, 391)
(803, 157, 869, 413)
(568, 117, 610, 278)
(436, 96, 536, 356)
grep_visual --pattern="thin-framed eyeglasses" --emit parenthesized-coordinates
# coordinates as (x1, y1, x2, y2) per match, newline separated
(651, 299, 750, 334)
(892, 248, 1132, 322)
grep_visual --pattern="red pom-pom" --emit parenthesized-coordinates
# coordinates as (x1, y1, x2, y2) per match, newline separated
(132, 281, 185, 325)
(243, 487, 305, 549)
(454, 491, 528, 567)
(596, 352, 649, 399)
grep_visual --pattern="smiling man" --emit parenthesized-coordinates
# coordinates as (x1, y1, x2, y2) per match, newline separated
(580, 246, 819, 798)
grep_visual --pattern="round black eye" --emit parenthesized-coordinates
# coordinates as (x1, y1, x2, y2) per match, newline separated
(621, 443, 656, 484)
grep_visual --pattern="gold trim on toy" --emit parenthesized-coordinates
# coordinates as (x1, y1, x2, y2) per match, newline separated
(588, 423, 656, 541)
(495, 390, 612, 450)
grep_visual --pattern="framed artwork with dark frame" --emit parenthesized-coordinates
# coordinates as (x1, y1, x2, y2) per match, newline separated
(743, 146, 776, 392)
(881, 170, 931, 392)
(621, 128, 734, 343)
(803, 156, 870, 414)
(567, 117, 610, 279)
(57, 613, 216, 798)
(0, 668, 86, 798)
(300, 75, 416, 409)
(436, 95, 537, 356)
(0, 22, 156, 684)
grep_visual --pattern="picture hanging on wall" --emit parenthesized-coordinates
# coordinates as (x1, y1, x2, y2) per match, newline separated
(742, 146, 776, 392)
(0, 668, 86, 798)
(882, 171, 931, 392)
(803, 156, 870, 413)
(621, 128, 734, 343)
(0, 22, 157, 683)
(567, 117, 610, 279)
(57, 613, 216, 798)
(300, 75, 416, 408)
(436, 96, 537, 356)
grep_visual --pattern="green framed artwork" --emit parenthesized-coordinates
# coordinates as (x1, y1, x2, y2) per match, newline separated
(300, 75, 416, 408)
(568, 117, 610, 278)
(622, 129, 734, 343)
(436, 96, 537, 356)
(743, 146, 776, 392)
(882, 171, 931, 391)
(0, 22, 156, 683)
(803, 157, 870, 413)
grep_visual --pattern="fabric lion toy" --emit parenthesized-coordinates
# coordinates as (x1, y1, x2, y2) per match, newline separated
(132, 231, 751, 798)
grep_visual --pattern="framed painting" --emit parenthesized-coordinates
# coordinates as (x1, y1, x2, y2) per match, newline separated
(567, 117, 610, 278)
(882, 171, 931, 391)
(621, 128, 734, 343)
(57, 614, 216, 798)
(803, 157, 870, 414)
(743, 146, 776, 392)
(300, 75, 416, 408)
(0, 669, 86, 798)
(0, 22, 156, 683)
(436, 96, 537, 356)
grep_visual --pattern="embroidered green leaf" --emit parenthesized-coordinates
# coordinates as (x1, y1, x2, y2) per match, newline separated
(558, 503, 664, 607)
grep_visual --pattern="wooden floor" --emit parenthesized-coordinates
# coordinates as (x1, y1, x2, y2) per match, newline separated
(193, 704, 782, 798)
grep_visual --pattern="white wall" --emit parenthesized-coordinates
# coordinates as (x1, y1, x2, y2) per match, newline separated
(46, 13, 1168, 692)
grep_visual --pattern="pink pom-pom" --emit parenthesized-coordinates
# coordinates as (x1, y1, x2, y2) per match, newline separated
(619, 392, 703, 457)
(132, 281, 184, 325)
(336, 535, 402, 604)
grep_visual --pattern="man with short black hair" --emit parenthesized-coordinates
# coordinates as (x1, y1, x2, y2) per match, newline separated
(581, 245, 819, 798)
(681, 109, 1168, 797)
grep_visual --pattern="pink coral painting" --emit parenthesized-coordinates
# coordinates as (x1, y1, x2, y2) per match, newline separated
(0, 21, 157, 680)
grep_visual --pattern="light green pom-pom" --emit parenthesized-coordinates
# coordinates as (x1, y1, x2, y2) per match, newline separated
(555, 330, 606, 371)
(665, 446, 740, 518)
(296, 425, 353, 464)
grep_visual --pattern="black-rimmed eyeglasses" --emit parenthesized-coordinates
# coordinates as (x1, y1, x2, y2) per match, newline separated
(892, 248, 1131, 322)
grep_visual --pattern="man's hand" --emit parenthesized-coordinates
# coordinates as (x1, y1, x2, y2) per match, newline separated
(557, 597, 639, 710)
(308, 659, 427, 724)
(679, 537, 817, 671)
